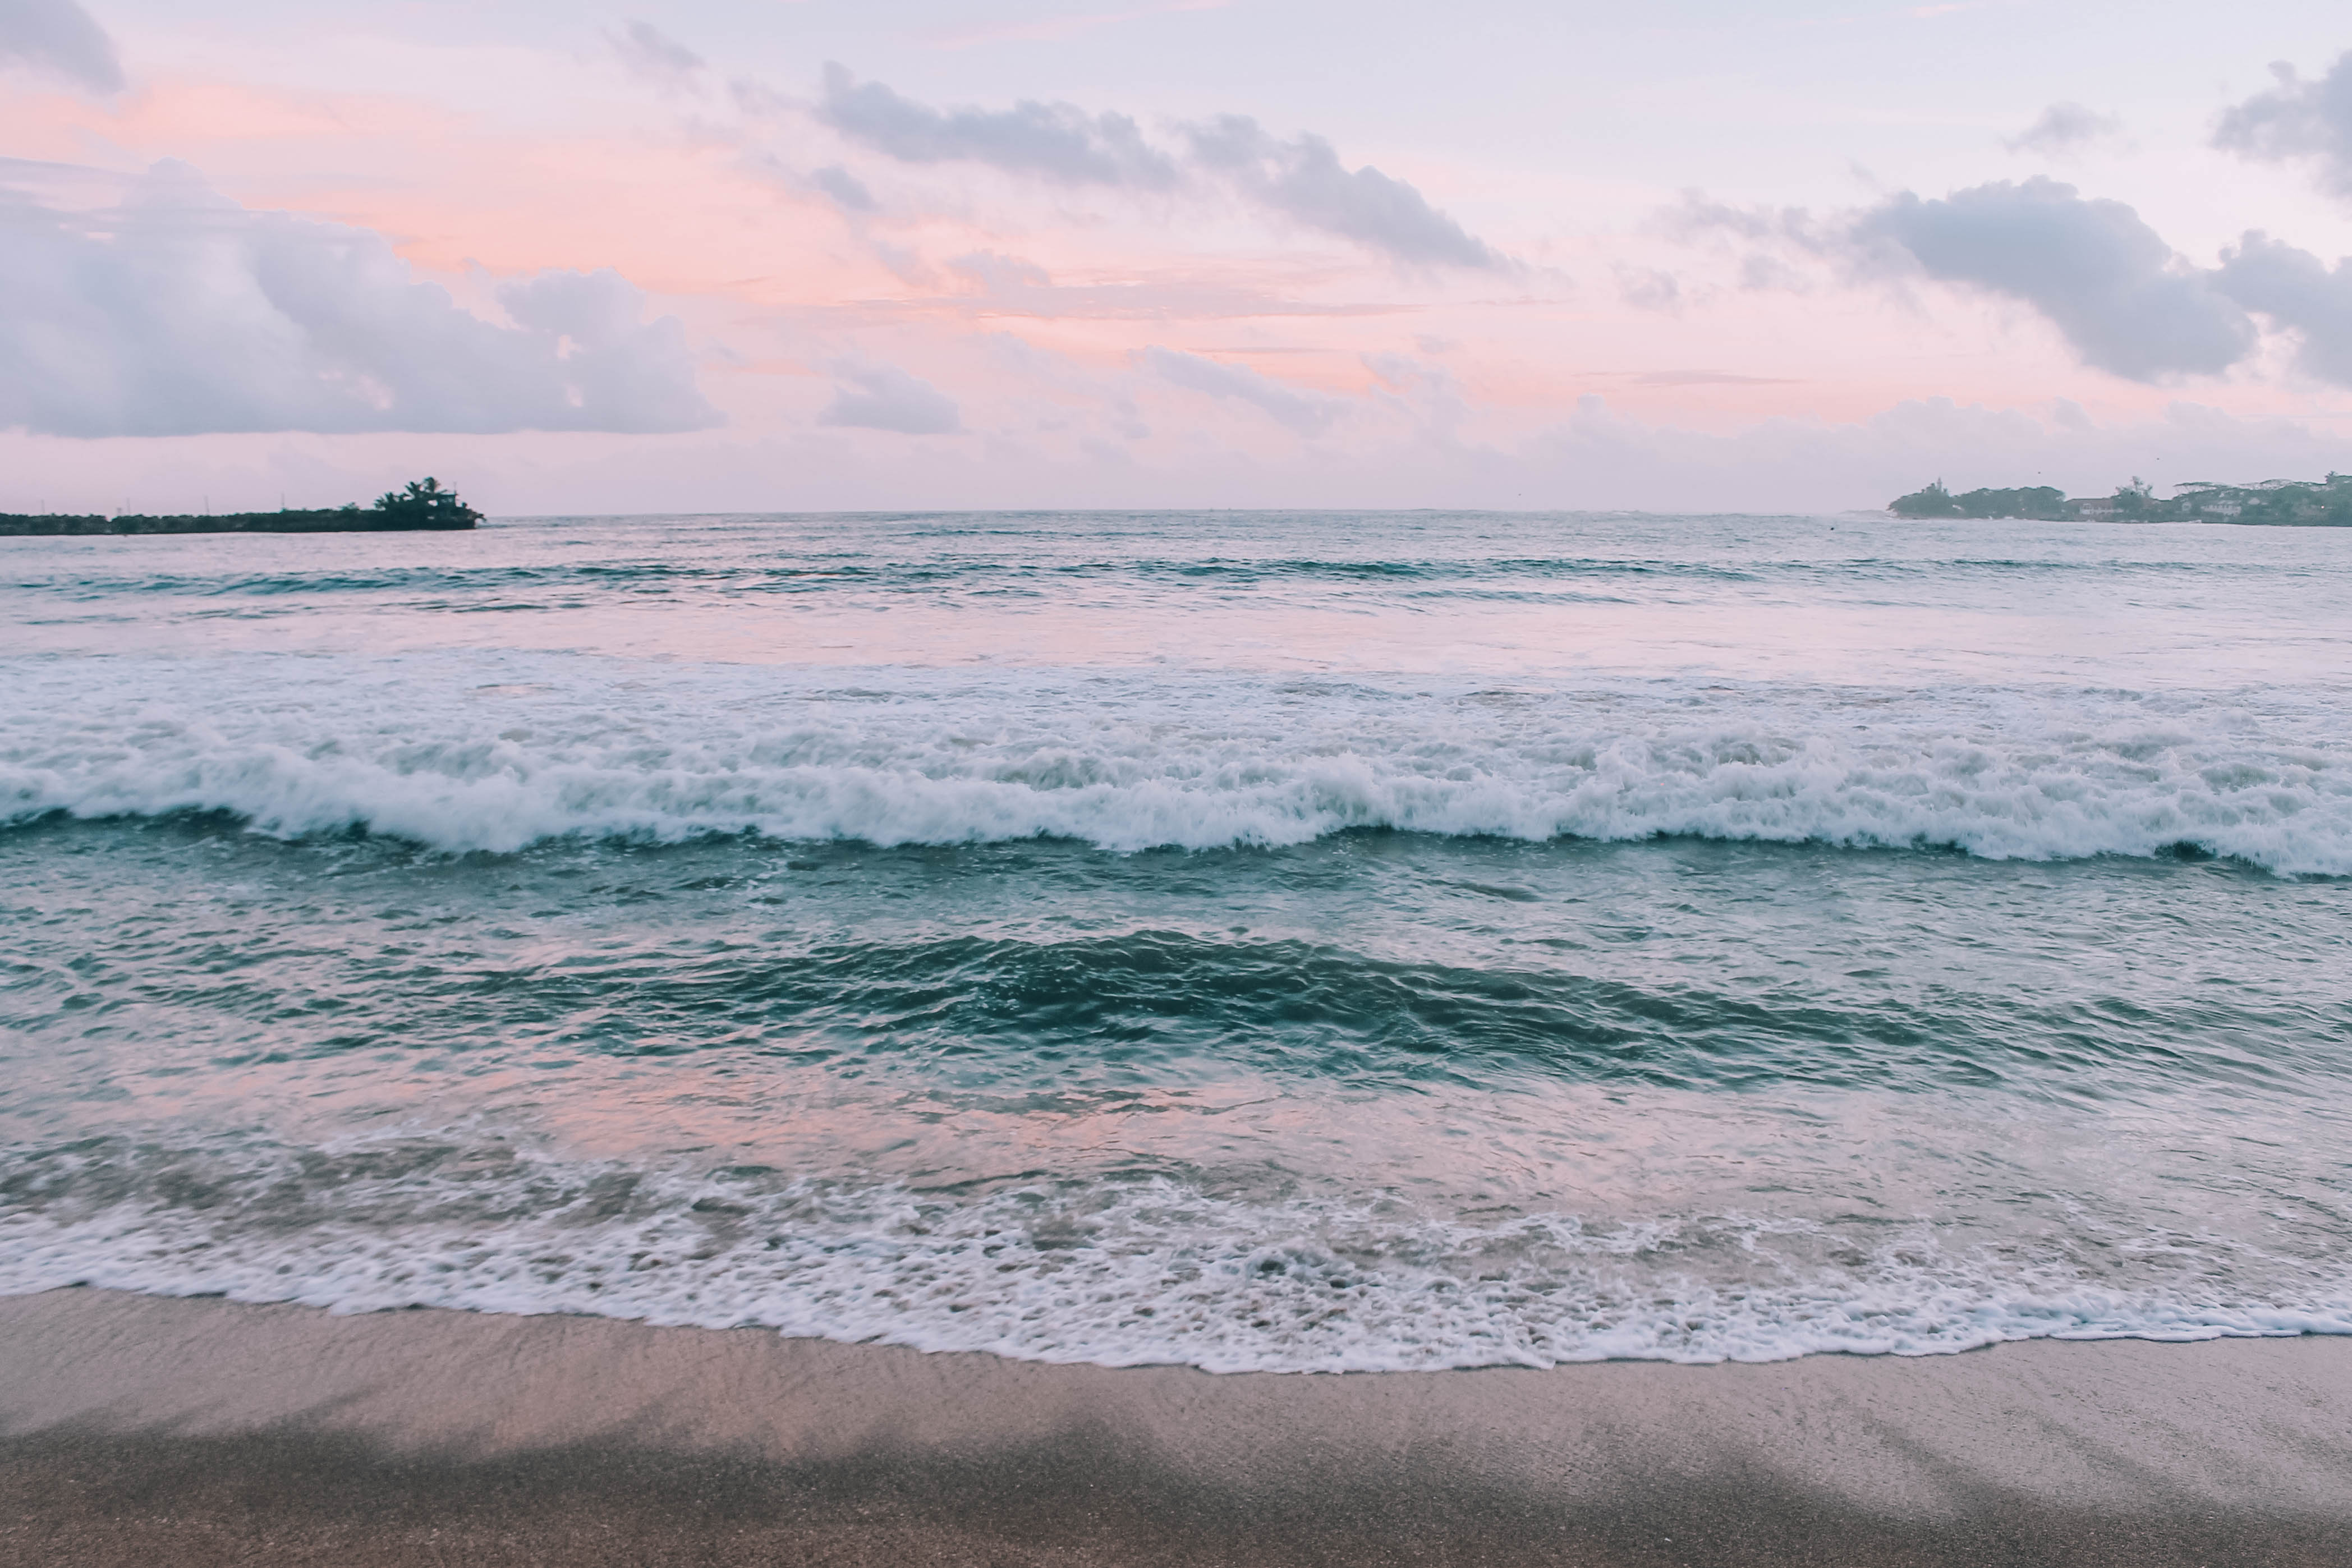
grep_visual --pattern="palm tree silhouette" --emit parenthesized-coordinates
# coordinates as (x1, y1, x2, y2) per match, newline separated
(371, 478, 481, 527)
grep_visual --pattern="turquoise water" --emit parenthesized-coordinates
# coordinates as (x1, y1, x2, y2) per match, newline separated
(3, 511, 2349, 1368)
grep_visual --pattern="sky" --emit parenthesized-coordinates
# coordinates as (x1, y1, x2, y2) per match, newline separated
(4, 0, 2352, 514)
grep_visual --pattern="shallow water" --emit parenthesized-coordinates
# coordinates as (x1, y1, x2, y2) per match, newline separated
(3, 511, 2348, 1368)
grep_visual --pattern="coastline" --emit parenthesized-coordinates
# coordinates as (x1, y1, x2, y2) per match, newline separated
(3, 1289, 2347, 1565)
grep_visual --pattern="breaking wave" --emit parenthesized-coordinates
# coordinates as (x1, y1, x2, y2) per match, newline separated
(4, 655, 2349, 872)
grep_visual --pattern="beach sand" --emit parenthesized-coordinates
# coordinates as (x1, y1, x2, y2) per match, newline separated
(2, 1286, 2347, 1565)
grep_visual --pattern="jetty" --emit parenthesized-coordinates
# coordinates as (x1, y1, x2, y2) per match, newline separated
(0, 479, 481, 537)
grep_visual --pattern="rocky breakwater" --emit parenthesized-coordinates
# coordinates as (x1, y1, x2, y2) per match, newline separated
(0, 478, 481, 536)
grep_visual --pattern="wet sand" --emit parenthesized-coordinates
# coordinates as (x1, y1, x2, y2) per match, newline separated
(2, 1286, 2348, 1565)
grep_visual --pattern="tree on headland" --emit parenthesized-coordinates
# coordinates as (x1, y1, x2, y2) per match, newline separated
(2108, 477, 2157, 520)
(372, 477, 482, 527)
(1889, 480, 1963, 517)
(1889, 470, 2352, 525)
(1889, 481, 2069, 519)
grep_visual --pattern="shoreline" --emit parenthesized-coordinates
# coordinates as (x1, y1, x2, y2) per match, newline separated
(4, 1288, 2348, 1565)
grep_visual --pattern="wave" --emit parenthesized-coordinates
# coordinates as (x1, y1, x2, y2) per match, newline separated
(6, 555, 1749, 606)
(5, 1132, 2347, 1372)
(5, 656, 2349, 871)
(51, 923, 2309, 1102)
(27, 551, 2273, 605)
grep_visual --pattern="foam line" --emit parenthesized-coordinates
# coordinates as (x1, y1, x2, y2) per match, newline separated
(6, 655, 2349, 872)
(4, 1138, 2348, 1372)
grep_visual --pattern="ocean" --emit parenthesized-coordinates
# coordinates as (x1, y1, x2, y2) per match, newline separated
(3, 509, 2349, 1372)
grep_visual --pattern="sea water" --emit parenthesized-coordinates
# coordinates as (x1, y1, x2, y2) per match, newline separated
(2, 509, 2348, 1370)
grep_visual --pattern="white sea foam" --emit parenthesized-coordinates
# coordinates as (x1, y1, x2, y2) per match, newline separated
(5, 653, 2349, 872)
(4, 1137, 2347, 1371)
(10, 518, 2351, 1373)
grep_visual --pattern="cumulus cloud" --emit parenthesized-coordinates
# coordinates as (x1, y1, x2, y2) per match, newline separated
(1672, 177, 2352, 390)
(2005, 102, 2121, 157)
(1182, 115, 1496, 269)
(0, 160, 719, 436)
(611, 19, 704, 88)
(816, 63, 1178, 187)
(2215, 53, 2352, 200)
(1858, 178, 2255, 381)
(817, 361, 961, 434)
(2213, 232, 2352, 386)
(809, 67, 1496, 268)
(1140, 346, 1339, 434)
(0, 0, 122, 93)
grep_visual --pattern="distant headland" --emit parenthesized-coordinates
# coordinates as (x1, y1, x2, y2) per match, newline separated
(0, 478, 481, 537)
(1891, 473, 2352, 525)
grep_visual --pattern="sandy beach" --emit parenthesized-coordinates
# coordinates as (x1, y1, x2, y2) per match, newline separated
(0, 1287, 2344, 1565)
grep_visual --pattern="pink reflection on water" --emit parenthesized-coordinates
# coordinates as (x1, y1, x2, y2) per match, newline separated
(8, 518, 2336, 689)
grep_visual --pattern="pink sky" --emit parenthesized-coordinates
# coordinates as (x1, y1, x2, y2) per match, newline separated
(5, 1, 2352, 513)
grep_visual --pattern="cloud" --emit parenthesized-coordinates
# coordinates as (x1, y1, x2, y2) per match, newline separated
(1655, 191, 1832, 251)
(1140, 346, 1339, 434)
(949, 250, 1053, 293)
(0, 160, 719, 437)
(1184, 115, 1496, 269)
(810, 164, 876, 213)
(1857, 178, 2255, 381)
(2213, 232, 2352, 387)
(1616, 266, 1682, 312)
(1652, 192, 1833, 295)
(807, 67, 1496, 268)
(817, 361, 961, 434)
(611, 19, 704, 88)
(1360, 351, 1466, 433)
(1680, 177, 2352, 392)
(2005, 102, 2121, 156)
(2215, 53, 2352, 200)
(0, 0, 122, 93)
(816, 63, 1178, 187)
